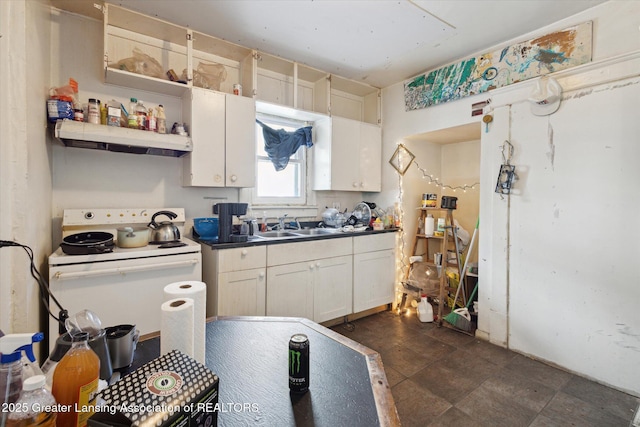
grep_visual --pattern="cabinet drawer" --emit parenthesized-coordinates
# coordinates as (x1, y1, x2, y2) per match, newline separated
(353, 232, 396, 253)
(267, 239, 352, 266)
(217, 246, 266, 272)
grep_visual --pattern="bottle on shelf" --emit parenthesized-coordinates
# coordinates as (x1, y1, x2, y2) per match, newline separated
(100, 101, 107, 125)
(52, 332, 100, 427)
(425, 213, 434, 237)
(157, 104, 166, 134)
(6, 375, 57, 427)
(147, 107, 157, 132)
(87, 98, 100, 124)
(128, 97, 138, 129)
(135, 100, 148, 130)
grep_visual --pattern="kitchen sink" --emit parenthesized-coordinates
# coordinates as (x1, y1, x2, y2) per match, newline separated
(255, 231, 300, 238)
(291, 228, 338, 236)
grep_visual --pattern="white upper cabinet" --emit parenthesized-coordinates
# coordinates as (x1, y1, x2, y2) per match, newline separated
(182, 88, 255, 187)
(313, 116, 382, 192)
(225, 93, 256, 187)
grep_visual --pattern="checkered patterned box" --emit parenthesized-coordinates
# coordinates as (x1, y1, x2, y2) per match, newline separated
(89, 350, 218, 427)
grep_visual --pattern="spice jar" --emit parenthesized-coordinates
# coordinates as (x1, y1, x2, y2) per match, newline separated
(87, 98, 100, 124)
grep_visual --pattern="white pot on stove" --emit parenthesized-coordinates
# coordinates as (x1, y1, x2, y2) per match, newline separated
(116, 227, 150, 248)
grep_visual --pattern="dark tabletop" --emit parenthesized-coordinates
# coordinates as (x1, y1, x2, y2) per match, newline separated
(130, 316, 399, 427)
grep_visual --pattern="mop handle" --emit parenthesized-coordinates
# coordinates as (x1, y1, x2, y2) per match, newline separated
(457, 217, 479, 300)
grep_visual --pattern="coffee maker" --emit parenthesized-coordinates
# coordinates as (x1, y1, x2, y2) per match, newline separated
(213, 203, 248, 243)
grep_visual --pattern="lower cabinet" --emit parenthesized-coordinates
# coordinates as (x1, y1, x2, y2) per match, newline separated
(313, 255, 353, 322)
(202, 232, 396, 321)
(217, 269, 266, 316)
(353, 233, 396, 313)
(266, 262, 314, 319)
(266, 255, 352, 322)
(266, 239, 353, 323)
(201, 245, 267, 317)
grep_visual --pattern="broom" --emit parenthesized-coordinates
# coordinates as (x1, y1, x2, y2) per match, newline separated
(443, 217, 479, 330)
(446, 283, 478, 332)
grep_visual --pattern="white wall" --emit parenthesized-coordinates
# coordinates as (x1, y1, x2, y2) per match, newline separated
(381, 1, 640, 395)
(0, 0, 52, 335)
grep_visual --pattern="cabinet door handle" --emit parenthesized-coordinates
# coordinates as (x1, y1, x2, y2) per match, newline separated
(241, 249, 248, 256)
(315, 262, 320, 268)
(214, 174, 222, 183)
(352, 182, 358, 188)
(230, 174, 238, 182)
(309, 264, 315, 270)
(259, 272, 265, 278)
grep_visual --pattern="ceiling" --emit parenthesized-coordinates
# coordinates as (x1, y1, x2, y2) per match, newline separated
(53, 0, 606, 89)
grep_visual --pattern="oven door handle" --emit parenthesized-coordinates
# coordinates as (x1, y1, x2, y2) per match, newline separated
(52, 258, 200, 280)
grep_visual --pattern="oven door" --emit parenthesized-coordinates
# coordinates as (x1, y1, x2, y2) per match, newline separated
(48, 252, 202, 352)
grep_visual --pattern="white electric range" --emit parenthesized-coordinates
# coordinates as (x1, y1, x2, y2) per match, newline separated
(47, 208, 202, 352)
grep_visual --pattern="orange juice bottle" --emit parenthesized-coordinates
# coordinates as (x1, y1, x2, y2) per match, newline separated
(52, 332, 100, 427)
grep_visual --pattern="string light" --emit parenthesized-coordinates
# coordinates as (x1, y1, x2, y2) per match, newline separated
(413, 159, 480, 192)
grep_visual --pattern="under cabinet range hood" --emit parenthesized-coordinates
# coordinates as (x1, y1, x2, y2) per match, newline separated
(53, 119, 193, 157)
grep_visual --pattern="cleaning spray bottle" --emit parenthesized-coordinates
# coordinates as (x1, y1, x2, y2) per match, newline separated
(0, 333, 45, 414)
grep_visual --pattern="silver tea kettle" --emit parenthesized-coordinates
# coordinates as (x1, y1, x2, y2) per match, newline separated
(148, 210, 180, 243)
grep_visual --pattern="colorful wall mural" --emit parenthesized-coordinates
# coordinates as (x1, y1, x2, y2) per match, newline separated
(404, 21, 592, 111)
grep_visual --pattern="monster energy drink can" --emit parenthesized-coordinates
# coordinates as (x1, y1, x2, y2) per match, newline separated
(288, 334, 309, 393)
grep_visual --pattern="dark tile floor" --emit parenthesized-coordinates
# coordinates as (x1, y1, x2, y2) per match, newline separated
(330, 310, 640, 427)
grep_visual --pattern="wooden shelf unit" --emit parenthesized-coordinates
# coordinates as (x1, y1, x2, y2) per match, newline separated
(403, 207, 463, 325)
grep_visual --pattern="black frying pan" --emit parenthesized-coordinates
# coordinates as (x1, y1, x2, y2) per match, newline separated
(60, 232, 115, 255)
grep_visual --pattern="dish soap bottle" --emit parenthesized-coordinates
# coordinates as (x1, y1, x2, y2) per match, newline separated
(52, 332, 100, 427)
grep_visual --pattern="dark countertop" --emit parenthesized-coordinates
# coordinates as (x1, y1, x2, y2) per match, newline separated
(128, 317, 400, 427)
(196, 227, 399, 250)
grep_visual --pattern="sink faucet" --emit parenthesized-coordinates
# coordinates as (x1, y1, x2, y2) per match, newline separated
(278, 214, 288, 231)
(292, 217, 302, 230)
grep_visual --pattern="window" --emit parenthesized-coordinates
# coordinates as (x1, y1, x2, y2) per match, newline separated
(253, 117, 308, 205)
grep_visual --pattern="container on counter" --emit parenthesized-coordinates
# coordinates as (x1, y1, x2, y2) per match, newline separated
(289, 334, 309, 394)
(373, 217, 384, 230)
(52, 332, 99, 427)
(6, 375, 57, 427)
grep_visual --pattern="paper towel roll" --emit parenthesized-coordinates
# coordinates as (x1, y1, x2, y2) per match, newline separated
(164, 281, 207, 363)
(161, 298, 195, 358)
